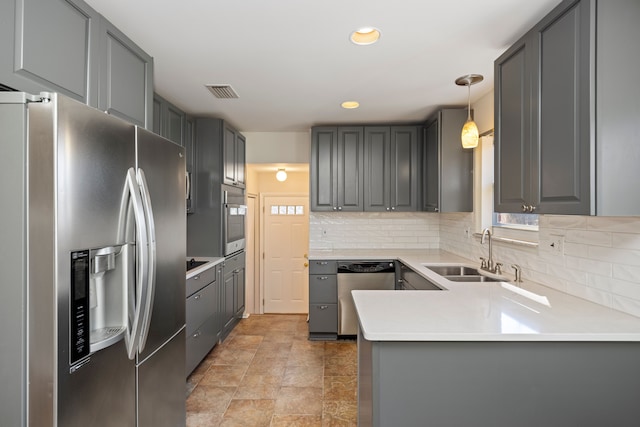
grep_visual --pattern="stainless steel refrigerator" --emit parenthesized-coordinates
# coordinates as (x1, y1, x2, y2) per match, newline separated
(0, 92, 186, 426)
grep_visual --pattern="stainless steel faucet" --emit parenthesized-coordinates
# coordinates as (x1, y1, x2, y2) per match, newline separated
(480, 228, 501, 274)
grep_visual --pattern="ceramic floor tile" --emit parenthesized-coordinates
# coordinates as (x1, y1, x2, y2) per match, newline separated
(323, 376, 357, 402)
(186, 315, 358, 427)
(274, 386, 323, 415)
(220, 399, 275, 427)
(270, 414, 323, 426)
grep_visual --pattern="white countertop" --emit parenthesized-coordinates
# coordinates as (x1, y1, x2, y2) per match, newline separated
(186, 256, 224, 279)
(311, 249, 640, 342)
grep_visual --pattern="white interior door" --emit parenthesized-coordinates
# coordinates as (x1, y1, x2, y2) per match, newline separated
(245, 194, 257, 314)
(263, 195, 309, 313)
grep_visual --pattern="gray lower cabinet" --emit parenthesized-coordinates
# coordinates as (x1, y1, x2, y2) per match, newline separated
(222, 251, 245, 340)
(358, 332, 640, 426)
(0, 0, 153, 129)
(364, 126, 420, 212)
(422, 109, 473, 212)
(308, 260, 338, 340)
(186, 264, 222, 376)
(310, 126, 365, 212)
(495, 0, 640, 215)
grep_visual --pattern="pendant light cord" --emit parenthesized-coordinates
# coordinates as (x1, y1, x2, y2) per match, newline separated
(467, 83, 472, 120)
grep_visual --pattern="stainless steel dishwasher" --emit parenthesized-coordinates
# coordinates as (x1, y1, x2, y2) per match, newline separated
(337, 261, 395, 336)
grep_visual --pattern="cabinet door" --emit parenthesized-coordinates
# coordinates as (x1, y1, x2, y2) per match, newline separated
(364, 127, 391, 211)
(534, 0, 593, 214)
(389, 126, 419, 211)
(234, 267, 245, 318)
(337, 127, 364, 211)
(152, 96, 163, 135)
(223, 124, 237, 186)
(494, 35, 533, 213)
(310, 127, 338, 211)
(185, 116, 195, 213)
(223, 271, 235, 332)
(165, 103, 185, 146)
(98, 19, 153, 128)
(235, 133, 246, 188)
(0, 0, 99, 105)
(423, 118, 440, 211)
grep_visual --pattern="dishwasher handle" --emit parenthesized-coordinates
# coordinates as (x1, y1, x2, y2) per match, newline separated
(337, 261, 395, 274)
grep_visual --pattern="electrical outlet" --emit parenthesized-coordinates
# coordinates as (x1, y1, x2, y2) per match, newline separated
(550, 235, 564, 255)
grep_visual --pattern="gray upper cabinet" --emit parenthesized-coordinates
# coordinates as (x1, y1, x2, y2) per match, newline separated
(98, 19, 153, 128)
(0, 0, 100, 105)
(153, 93, 185, 146)
(495, 0, 591, 214)
(310, 126, 364, 212)
(0, 0, 154, 129)
(364, 126, 420, 212)
(223, 123, 246, 189)
(423, 109, 473, 213)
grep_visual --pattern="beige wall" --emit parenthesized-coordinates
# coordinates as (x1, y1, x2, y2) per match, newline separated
(244, 132, 310, 164)
(246, 168, 309, 195)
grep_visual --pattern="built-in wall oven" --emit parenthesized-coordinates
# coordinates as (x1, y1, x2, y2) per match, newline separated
(224, 187, 246, 256)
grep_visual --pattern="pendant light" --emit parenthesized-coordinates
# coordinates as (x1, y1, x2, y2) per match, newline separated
(455, 74, 483, 149)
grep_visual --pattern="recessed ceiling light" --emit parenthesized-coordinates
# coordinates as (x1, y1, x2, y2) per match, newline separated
(341, 101, 360, 109)
(350, 27, 381, 45)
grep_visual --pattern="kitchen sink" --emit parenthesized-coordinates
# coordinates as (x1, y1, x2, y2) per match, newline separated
(425, 265, 480, 276)
(443, 275, 503, 283)
(186, 259, 208, 271)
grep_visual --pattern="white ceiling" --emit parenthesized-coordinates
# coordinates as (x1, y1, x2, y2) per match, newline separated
(85, 0, 562, 133)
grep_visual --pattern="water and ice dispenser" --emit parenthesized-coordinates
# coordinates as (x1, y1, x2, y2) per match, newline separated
(70, 244, 132, 366)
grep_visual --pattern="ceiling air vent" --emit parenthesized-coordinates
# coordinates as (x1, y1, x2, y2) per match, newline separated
(206, 84, 239, 99)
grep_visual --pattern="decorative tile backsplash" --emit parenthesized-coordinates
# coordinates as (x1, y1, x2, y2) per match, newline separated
(309, 211, 640, 317)
(440, 213, 640, 318)
(309, 212, 440, 250)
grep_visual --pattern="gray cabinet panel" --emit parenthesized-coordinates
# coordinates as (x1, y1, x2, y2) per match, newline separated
(495, 0, 597, 215)
(308, 260, 337, 275)
(235, 133, 246, 187)
(186, 281, 218, 335)
(98, 20, 153, 128)
(308, 304, 337, 334)
(596, 0, 640, 215)
(185, 116, 196, 213)
(166, 103, 185, 146)
(186, 315, 217, 375)
(495, 40, 531, 212)
(390, 126, 419, 211)
(309, 275, 337, 303)
(337, 127, 364, 211)
(536, 0, 592, 213)
(0, 0, 100, 104)
(423, 120, 439, 211)
(310, 127, 338, 211)
(364, 127, 390, 211)
(222, 123, 245, 188)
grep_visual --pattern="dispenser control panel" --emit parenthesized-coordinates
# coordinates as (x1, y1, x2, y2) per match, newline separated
(70, 250, 90, 365)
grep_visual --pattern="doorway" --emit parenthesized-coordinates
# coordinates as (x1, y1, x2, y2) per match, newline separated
(261, 194, 309, 313)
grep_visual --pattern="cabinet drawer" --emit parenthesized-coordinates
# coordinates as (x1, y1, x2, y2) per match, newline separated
(225, 251, 245, 273)
(186, 315, 217, 376)
(308, 304, 337, 333)
(309, 275, 337, 303)
(309, 260, 337, 275)
(186, 282, 217, 335)
(187, 265, 217, 297)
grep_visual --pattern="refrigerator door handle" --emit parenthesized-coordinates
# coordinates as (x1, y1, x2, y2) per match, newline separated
(136, 168, 157, 353)
(123, 168, 150, 360)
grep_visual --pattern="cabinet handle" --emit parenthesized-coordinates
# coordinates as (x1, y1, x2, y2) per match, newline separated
(333, 207, 337, 211)
(529, 205, 536, 213)
(434, 208, 439, 212)
(338, 206, 343, 211)
(521, 204, 528, 213)
(386, 207, 390, 211)
(391, 206, 396, 211)
(194, 294, 201, 300)
(318, 305, 328, 310)
(193, 275, 200, 280)
(317, 276, 329, 280)
(192, 331, 201, 339)
(317, 261, 328, 265)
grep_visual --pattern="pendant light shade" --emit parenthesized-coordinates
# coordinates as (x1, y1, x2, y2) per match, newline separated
(455, 74, 483, 149)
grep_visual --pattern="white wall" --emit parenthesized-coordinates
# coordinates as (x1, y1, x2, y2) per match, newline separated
(244, 131, 310, 163)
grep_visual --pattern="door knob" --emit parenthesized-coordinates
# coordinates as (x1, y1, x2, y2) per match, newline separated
(304, 262, 309, 267)
(304, 253, 308, 259)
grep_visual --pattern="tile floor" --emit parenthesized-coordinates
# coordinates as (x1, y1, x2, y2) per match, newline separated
(186, 314, 358, 426)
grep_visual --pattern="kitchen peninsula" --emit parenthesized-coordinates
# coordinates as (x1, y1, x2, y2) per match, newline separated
(337, 250, 640, 427)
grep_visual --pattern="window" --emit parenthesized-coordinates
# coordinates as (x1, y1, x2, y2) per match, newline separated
(493, 213, 539, 230)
